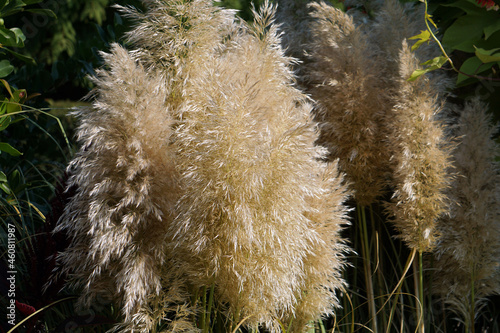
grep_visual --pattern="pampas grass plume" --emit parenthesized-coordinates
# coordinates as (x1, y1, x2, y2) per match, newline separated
(301, 2, 392, 206)
(387, 42, 451, 253)
(54, 43, 181, 330)
(55, 1, 351, 331)
(433, 97, 500, 328)
(171, 2, 350, 331)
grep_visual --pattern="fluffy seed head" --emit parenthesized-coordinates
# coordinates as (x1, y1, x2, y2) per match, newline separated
(387, 42, 452, 253)
(55, 44, 180, 326)
(432, 97, 500, 325)
(303, 2, 393, 206)
(170, 2, 350, 330)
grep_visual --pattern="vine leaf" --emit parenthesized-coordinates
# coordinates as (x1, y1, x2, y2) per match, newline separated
(409, 30, 431, 51)
(474, 46, 500, 63)
(408, 56, 448, 81)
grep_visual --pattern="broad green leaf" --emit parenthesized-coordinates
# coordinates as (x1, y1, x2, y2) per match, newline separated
(408, 68, 431, 81)
(484, 19, 500, 40)
(421, 55, 449, 68)
(0, 171, 7, 182)
(0, 0, 8, 12)
(23, 0, 44, 5)
(10, 27, 25, 42)
(26, 8, 56, 18)
(0, 142, 22, 156)
(457, 55, 495, 84)
(0, 59, 14, 78)
(442, 0, 486, 14)
(0, 0, 26, 17)
(475, 46, 500, 63)
(2, 47, 35, 64)
(442, 14, 499, 52)
(409, 30, 431, 51)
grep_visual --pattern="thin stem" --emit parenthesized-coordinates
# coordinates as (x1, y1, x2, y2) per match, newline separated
(358, 204, 378, 333)
(203, 284, 215, 333)
(469, 269, 476, 333)
(417, 251, 425, 333)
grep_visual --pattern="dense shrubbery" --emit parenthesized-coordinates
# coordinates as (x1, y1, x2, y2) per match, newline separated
(0, 0, 499, 332)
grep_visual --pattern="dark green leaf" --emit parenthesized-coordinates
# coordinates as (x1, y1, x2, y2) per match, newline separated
(0, 59, 14, 77)
(484, 19, 500, 40)
(0, 26, 24, 47)
(0, 181, 10, 194)
(442, 14, 499, 52)
(442, 0, 484, 15)
(0, 0, 26, 17)
(0, 0, 8, 12)
(23, 0, 44, 5)
(0, 142, 22, 156)
(8, 169, 21, 193)
(26, 8, 56, 18)
(457, 56, 495, 84)
(2, 47, 35, 64)
(0, 114, 11, 130)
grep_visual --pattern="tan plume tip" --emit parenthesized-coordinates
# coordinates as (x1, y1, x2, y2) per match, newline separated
(387, 42, 452, 253)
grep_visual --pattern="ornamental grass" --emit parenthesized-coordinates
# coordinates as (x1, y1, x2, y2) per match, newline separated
(54, 1, 351, 332)
(45, 0, 500, 332)
(432, 97, 500, 332)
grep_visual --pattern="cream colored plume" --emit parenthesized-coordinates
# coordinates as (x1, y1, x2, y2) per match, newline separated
(55, 0, 351, 332)
(171, 2, 350, 331)
(54, 44, 182, 330)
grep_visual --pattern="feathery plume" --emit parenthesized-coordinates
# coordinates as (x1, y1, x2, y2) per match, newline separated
(54, 44, 181, 329)
(302, 2, 392, 206)
(386, 42, 451, 253)
(433, 97, 500, 329)
(171, 2, 350, 331)
(117, 0, 237, 108)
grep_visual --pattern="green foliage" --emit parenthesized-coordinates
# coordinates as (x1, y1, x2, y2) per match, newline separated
(421, 0, 500, 85)
(4, 0, 142, 100)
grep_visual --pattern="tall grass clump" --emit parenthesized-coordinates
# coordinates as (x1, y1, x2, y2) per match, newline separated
(53, 0, 351, 332)
(432, 97, 500, 333)
(276, 0, 458, 332)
